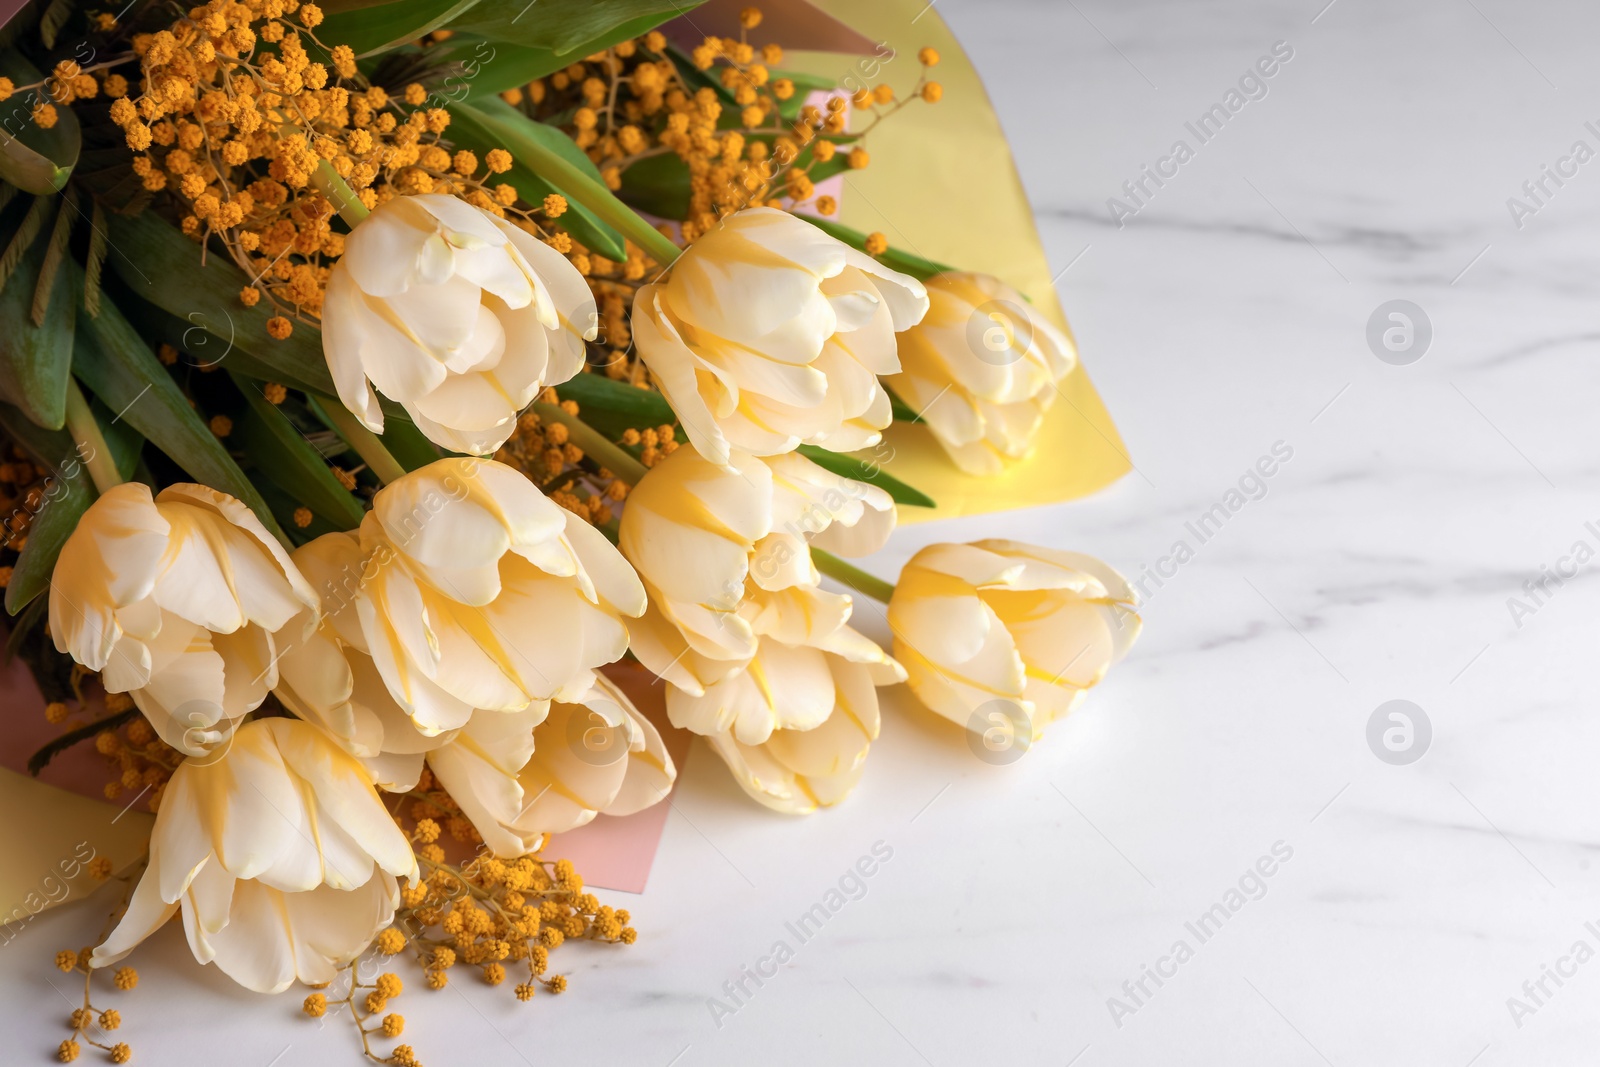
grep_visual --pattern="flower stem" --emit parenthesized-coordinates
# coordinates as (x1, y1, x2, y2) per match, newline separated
(311, 158, 370, 228)
(63, 379, 121, 495)
(532, 401, 649, 485)
(318, 400, 406, 485)
(811, 549, 895, 604)
(510, 134, 682, 268)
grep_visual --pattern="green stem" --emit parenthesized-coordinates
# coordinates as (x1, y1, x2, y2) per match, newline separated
(510, 136, 682, 267)
(312, 158, 370, 228)
(317, 399, 407, 485)
(812, 548, 895, 604)
(63, 379, 121, 495)
(533, 402, 650, 485)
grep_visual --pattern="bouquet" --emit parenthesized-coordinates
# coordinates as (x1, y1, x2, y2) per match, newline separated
(0, 0, 1141, 1061)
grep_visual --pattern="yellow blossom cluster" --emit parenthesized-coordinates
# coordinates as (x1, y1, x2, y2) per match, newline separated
(53, 946, 138, 1063)
(495, 6, 942, 383)
(302, 969, 412, 1062)
(490, 392, 646, 525)
(512, 8, 941, 244)
(92, 707, 179, 812)
(274, 766, 641, 1043)
(98, 0, 551, 336)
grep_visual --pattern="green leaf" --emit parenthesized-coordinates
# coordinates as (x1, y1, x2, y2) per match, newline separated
(0, 398, 141, 615)
(0, 50, 81, 193)
(31, 184, 74, 326)
(38, 0, 72, 47)
(82, 197, 105, 316)
(232, 376, 367, 530)
(797, 215, 952, 281)
(664, 42, 733, 104)
(450, 99, 627, 260)
(372, 411, 441, 470)
(105, 209, 338, 396)
(772, 70, 838, 119)
(615, 151, 690, 220)
(0, 199, 73, 428)
(796, 444, 935, 508)
(72, 289, 287, 542)
(319, 0, 484, 58)
(443, 9, 685, 103)
(304, 394, 438, 472)
(0, 193, 52, 293)
(448, 0, 705, 52)
(554, 371, 673, 423)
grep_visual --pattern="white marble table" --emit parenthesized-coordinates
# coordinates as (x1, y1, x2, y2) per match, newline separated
(8, 1, 1600, 1063)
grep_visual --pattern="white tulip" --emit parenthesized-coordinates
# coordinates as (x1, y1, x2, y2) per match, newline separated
(350, 458, 646, 729)
(270, 530, 450, 790)
(619, 445, 895, 695)
(429, 675, 675, 856)
(619, 444, 900, 811)
(91, 719, 416, 994)
(322, 193, 597, 455)
(705, 650, 894, 815)
(887, 540, 1141, 744)
(886, 272, 1076, 475)
(48, 483, 317, 757)
(632, 207, 928, 467)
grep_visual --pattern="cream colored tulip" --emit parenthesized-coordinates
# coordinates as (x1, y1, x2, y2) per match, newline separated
(887, 540, 1140, 744)
(429, 675, 675, 856)
(91, 719, 416, 993)
(48, 483, 317, 757)
(632, 207, 929, 467)
(619, 444, 900, 811)
(271, 530, 465, 790)
(705, 649, 897, 815)
(886, 272, 1076, 475)
(349, 458, 646, 730)
(619, 445, 895, 695)
(322, 193, 597, 454)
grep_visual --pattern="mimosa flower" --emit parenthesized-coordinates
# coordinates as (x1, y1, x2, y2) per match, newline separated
(887, 540, 1140, 745)
(632, 207, 928, 467)
(885, 272, 1076, 475)
(90, 719, 416, 994)
(48, 483, 317, 757)
(322, 193, 597, 454)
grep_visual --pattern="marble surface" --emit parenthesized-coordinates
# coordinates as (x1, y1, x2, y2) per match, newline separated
(8, 1, 1600, 1063)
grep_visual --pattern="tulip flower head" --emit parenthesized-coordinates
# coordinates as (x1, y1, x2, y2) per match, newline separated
(48, 483, 317, 757)
(886, 272, 1076, 475)
(632, 207, 929, 468)
(322, 193, 598, 455)
(91, 719, 416, 993)
(888, 540, 1140, 759)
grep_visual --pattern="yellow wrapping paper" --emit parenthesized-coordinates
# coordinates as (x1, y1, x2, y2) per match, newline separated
(783, 0, 1133, 520)
(0, 770, 152, 940)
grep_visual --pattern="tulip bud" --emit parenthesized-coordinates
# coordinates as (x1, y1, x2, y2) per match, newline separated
(888, 540, 1140, 754)
(886, 272, 1076, 475)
